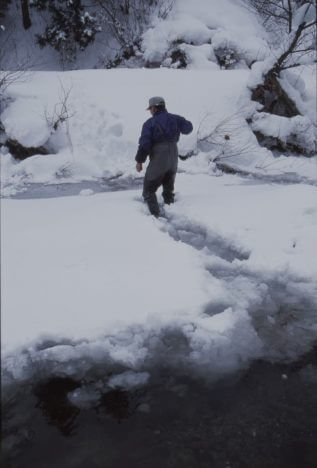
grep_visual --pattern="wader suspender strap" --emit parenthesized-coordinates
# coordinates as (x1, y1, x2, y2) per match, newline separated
(155, 122, 167, 141)
(155, 121, 178, 144)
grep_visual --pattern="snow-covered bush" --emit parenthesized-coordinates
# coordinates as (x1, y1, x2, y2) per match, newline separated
(246, 0, 316, 34)
(98, 42, 144, 69)
(244, 2, 316, 155)
(162, 42, 188, 69)
(214, 47, 239, 70)
(30, 0, 101, 64)
(95, 0, 174, 68)
(96, 0, 174, 47)
(196, 111, 259, 166)
(141, 0, 268, 69)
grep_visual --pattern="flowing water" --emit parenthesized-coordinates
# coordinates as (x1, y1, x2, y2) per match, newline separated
(2, 350, 317, 468)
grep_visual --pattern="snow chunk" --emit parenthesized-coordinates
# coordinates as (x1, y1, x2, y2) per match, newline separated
(79, 188, 94, 196)
(108, 371, 150, 389)
(177, 44, 219, 70)
(142, 14, 213, 63)
(68, 384, 101, 409)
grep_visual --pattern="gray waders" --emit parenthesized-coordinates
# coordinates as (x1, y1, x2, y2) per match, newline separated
(143, 141, 178, 217)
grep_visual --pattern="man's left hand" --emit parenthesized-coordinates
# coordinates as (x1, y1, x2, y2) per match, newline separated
(136, 162, 143, 172)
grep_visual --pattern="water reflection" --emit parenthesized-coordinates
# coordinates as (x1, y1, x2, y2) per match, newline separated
(2, 350, 317, 468)
(34, 377, 81, 437)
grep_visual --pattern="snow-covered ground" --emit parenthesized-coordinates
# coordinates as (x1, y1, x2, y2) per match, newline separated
(2, 171, 317, 388)
(1, 59, 317, 391)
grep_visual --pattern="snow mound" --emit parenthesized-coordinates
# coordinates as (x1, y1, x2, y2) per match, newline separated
(108, 371, 150, 389)
(142, 0, 268, 68)
(1, 97, 51, 148)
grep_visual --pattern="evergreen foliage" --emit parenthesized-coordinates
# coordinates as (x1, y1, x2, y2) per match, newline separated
(30, 0, 101, 51)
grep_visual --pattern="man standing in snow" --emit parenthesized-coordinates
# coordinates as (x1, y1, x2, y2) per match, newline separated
(135, 96, 193, 217)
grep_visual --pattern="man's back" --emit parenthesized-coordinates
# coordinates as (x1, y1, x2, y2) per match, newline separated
(138, 109, 193, 158)
(149, 109, 193, 143)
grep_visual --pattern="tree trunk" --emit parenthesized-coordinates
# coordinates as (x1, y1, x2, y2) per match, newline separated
(21, 0, 31, 30)
(287, 0, 293, 33)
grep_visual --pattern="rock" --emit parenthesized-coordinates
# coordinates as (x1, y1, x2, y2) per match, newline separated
(4, 138, 49, 160)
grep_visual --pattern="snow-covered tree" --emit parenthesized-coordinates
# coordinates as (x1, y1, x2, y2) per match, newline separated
(21, 0, 32, 29)
(247, 2, 317, 155)
(247, 0, 315, 33)
(95, 0, 174, 65)
(30, 0, 101, 62)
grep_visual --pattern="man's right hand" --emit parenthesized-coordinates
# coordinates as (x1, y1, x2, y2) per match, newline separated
(136, 162, 143, 173)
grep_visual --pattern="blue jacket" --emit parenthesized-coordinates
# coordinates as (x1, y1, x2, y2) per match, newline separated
(135, 109, 193, 163)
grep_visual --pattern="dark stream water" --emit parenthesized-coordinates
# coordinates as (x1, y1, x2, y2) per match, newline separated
(2, 350, 317, 468)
